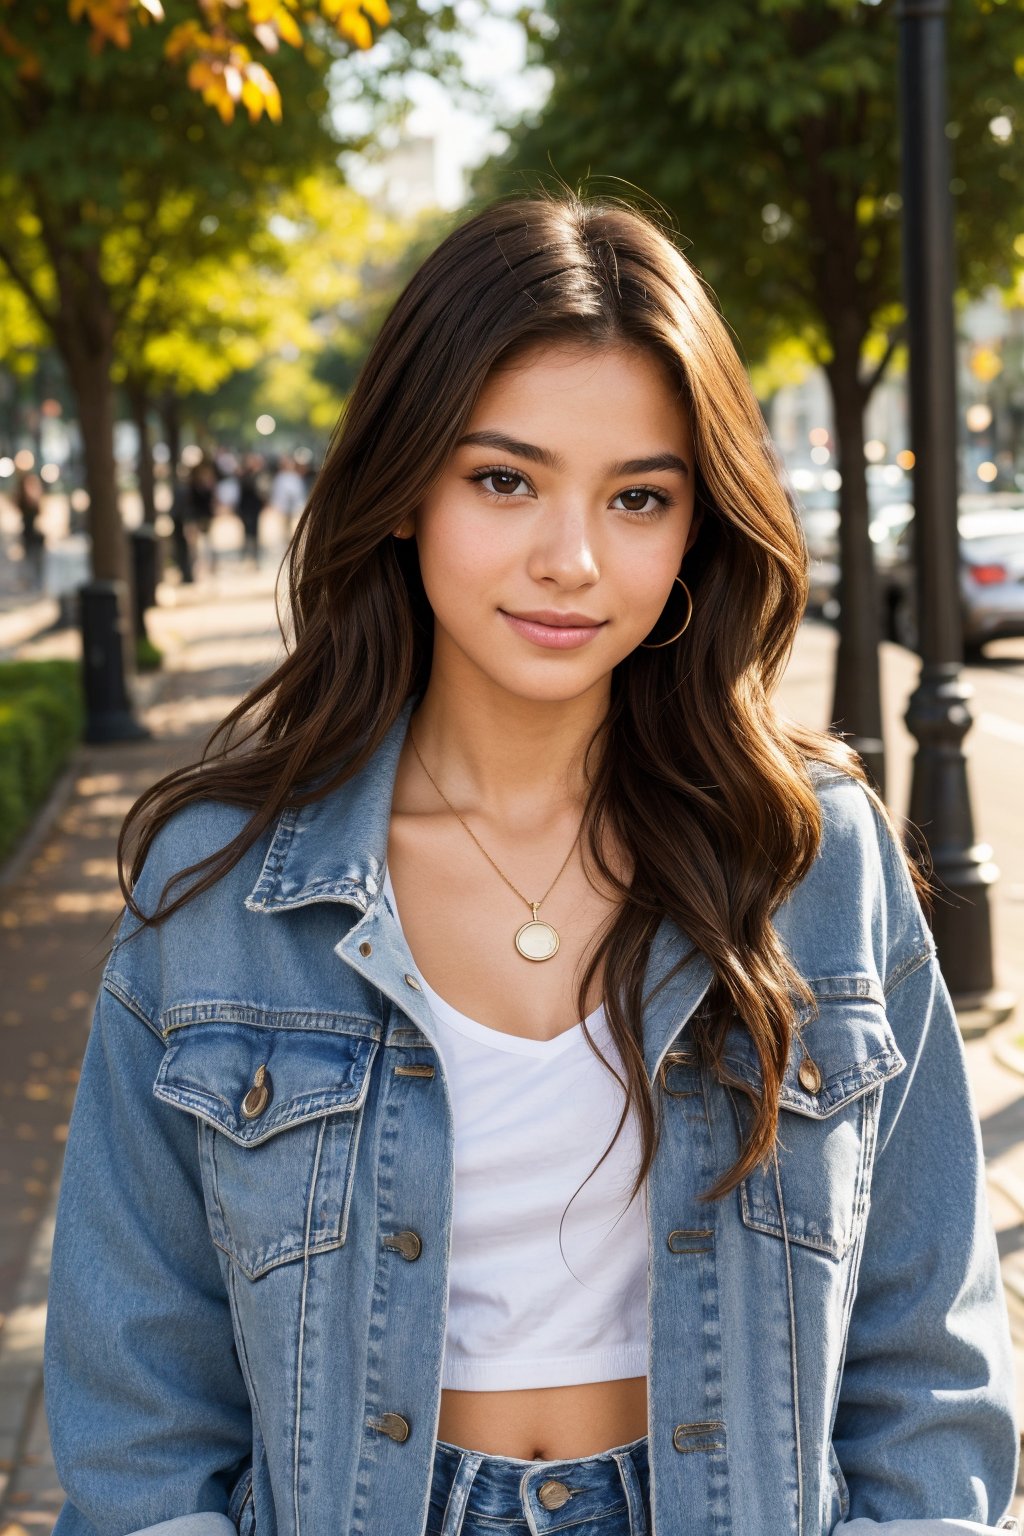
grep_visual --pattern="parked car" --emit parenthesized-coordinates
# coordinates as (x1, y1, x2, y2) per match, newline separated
(797, 494, 913, 621)
(884, 493, 1024, 658)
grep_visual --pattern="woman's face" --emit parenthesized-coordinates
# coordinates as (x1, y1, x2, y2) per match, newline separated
(400, 340, 700, 706)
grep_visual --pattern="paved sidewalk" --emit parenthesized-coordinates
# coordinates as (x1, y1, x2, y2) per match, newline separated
(0, 556, 286, 1534)
(1, 606, 1023, 1530)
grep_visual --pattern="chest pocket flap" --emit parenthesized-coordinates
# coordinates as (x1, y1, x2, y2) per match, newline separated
(722, 978, 906, 1120)
(721, 980, 906, 1259)
(154, 1018, 377, 1144)
(153, 1015, 379, 1279)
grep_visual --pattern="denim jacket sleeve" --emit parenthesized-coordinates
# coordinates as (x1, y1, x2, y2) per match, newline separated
(829, 795, 1020, 1535)
(43, 959, 253, 1536)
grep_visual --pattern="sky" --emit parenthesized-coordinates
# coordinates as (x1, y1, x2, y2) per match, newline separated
(334, 0, 554, 208)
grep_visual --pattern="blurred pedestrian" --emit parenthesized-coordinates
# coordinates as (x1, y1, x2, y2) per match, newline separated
(214, 450, 240, 525)
(168, 472, 194, 584)
(269, 454, 306, 532)
(186, 459, 218, 576)
(236, 453, 266, 567)
(14, 469, 45, 591)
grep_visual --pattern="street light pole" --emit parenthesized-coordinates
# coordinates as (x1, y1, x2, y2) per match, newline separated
(897, 0, 1014, 1031)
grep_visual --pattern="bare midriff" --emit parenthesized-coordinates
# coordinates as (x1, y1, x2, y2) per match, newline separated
(437, 1378, 649, 1460)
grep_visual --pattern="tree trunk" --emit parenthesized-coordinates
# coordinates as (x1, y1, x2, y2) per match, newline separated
(826, 335, 886, 797)
(129, 376, 156, 524)
(162, 391, 182, 476)
(64, 342, 126, 584)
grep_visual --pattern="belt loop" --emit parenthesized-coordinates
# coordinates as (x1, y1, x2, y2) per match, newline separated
(613, 1448, 648, 1535)
(438, 1447, 484, 1536)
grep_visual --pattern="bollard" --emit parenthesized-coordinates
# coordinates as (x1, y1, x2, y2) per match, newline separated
(78, 579, 151, 743)
(129, 524, 161, 641)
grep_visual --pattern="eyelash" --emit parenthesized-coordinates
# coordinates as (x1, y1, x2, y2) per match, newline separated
(466, 464, 674, 519)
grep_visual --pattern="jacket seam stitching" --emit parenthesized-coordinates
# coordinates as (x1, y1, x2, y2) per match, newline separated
(102, 974, 162, 1041)
(883, 943, 934, 998)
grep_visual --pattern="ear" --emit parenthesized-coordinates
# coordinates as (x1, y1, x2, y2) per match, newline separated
(683, 505, 704, 558)
(392, 516, 416, 540)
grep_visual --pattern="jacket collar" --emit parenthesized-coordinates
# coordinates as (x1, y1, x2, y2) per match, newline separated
(242, 693, 713, 1081)
(244, 697, 416, 915)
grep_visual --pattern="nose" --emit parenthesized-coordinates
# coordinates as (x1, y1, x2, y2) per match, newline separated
(527, 502, 600, 590)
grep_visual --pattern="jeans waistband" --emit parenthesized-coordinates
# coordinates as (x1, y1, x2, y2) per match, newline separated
(428, 1433, 650, 1535)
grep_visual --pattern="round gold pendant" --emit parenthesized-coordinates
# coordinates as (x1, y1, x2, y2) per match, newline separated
(515, 919, 560, 962)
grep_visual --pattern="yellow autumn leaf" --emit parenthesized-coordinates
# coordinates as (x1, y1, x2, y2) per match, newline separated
(362, 0, 390, 23)
(339, 9, 371, 47)
(241, 73, 266, 119)
(272, 6, 302, 46)
(166, 19, 203, 59)
(210, 80, 236, 122)
(187, 56, 216, 90)
(246, 62, 282, 121)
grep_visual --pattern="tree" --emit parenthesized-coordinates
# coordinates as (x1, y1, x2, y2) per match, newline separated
(3, 0, 391, 123)
(0, 3, 344, 583)
(116, 173, 410, 483)
(480, 0, 1024, 783)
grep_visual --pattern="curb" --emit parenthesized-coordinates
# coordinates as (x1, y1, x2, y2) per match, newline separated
(0, 754, 82, 894)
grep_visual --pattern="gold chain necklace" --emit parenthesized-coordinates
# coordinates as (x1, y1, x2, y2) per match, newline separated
(407, 727, 581, 962)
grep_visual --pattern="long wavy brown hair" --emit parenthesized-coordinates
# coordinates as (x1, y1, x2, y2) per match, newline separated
(117, 188, 921, 1205)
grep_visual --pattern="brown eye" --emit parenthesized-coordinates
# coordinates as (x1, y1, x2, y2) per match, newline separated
(469, 467, 532, 498)
(614, 485, 672, 518)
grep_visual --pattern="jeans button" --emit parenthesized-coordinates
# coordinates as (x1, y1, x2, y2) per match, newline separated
(537, 1479, 571, 1510)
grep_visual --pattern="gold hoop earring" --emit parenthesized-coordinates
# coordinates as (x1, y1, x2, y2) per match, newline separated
(639, 576, 693, 649)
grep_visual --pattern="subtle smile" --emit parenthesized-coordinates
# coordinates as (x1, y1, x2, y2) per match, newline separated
(499, 609, 608, 650)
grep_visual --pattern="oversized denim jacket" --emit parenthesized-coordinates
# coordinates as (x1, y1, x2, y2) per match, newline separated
(44, 697, 1021, 1536)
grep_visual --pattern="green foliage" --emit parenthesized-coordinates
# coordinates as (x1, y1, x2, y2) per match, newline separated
(180, 173, 420, 440)
(135, 635, 164, 671)
(483, 0, 1024, 386)
(0, 660, 83, 864)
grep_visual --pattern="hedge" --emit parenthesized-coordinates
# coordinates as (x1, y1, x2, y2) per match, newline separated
(0, 659, 83, 865)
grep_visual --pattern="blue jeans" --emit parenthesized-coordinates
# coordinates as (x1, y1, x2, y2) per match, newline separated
(426, 1433, 650, 1535)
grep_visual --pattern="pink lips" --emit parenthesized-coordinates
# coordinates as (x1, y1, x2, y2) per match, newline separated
(499, 608, 607, 650)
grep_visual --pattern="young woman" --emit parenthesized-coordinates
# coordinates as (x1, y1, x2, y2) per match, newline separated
(44, 192, 1019, 1536)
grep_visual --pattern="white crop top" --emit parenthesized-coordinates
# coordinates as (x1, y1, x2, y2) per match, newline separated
(382, 865, 649, 1391)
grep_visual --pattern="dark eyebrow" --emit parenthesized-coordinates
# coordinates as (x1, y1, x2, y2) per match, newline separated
(454, 430, 690, 479)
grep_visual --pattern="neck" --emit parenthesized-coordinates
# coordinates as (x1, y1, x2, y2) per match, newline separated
(408, 667, 611, 825)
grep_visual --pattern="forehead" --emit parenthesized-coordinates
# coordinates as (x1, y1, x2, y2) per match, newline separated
(470, 340, 692, 450)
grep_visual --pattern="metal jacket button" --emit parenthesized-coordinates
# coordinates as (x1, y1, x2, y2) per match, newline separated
(404, 973, 422, 991)
(797, 1056, 822, 1094)
(383, 1230, 422, 1261)
(537, 1480, 572, 1510)
(375, 1412, 410, 1442)
(241, 1064, 272, 1120)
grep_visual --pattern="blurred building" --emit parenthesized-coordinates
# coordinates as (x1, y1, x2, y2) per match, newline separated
(768, 288, 1024, 501)
(354, 131, 454, 219)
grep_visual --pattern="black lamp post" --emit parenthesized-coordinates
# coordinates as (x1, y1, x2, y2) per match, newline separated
(897, 0, 1014, 1031)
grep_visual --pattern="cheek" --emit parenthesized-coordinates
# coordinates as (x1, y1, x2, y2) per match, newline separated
(414, 507, 506, 618)
(611, 532, 688, 627)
